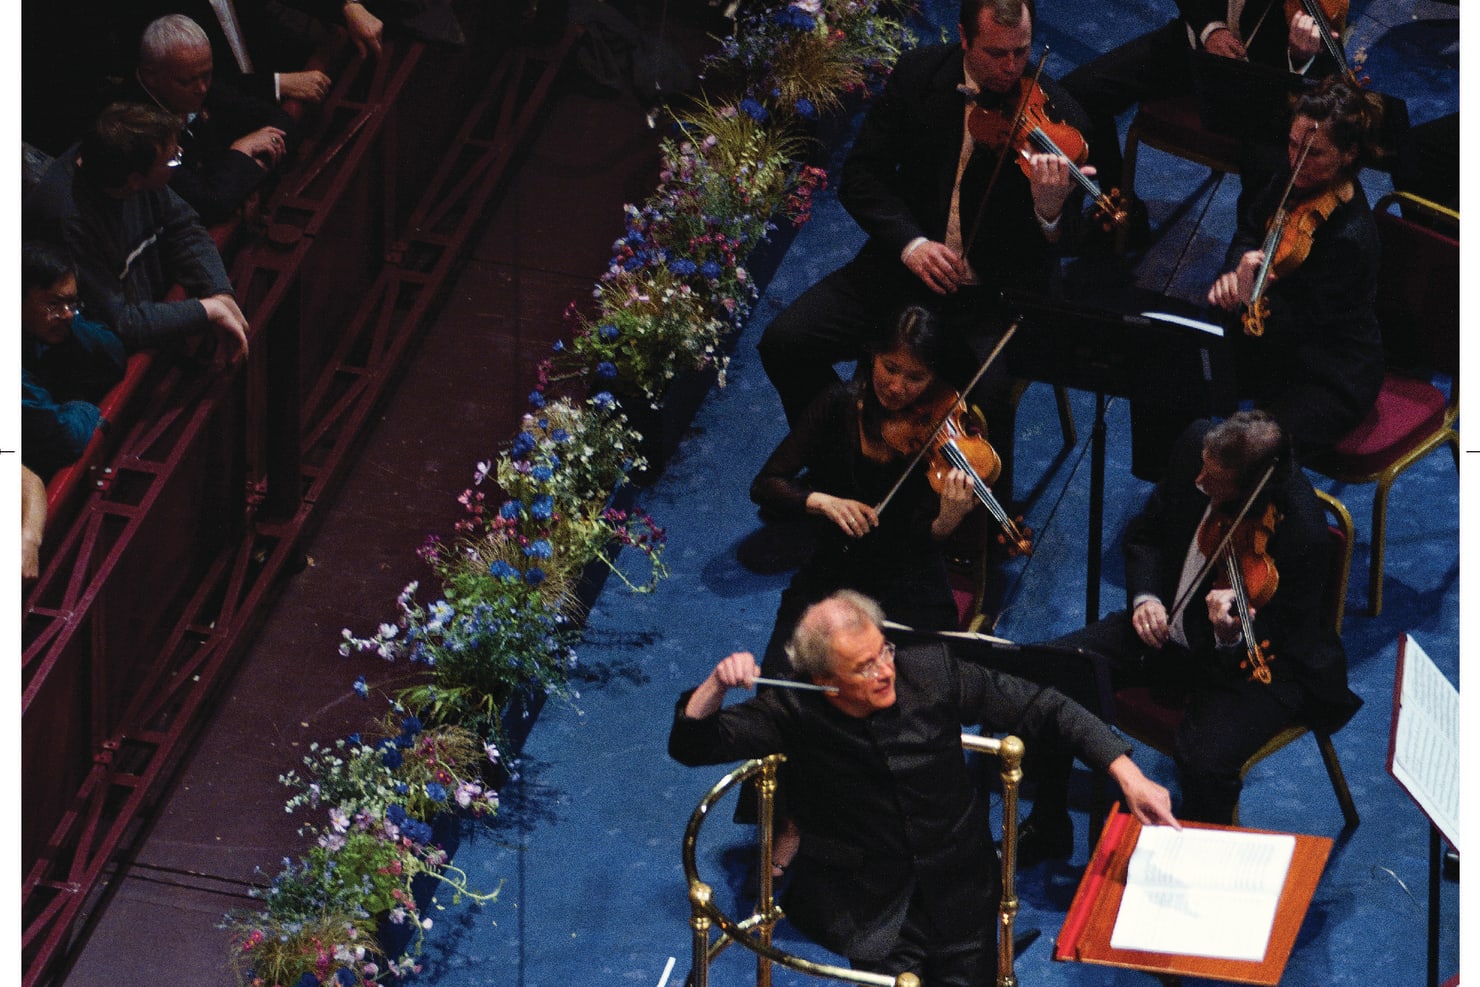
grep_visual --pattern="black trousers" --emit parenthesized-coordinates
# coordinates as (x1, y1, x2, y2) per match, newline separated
(1037, 610, 1300, 824)
(849, 885, 997, 987)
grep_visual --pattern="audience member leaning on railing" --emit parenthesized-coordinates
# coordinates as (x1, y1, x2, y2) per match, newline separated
(24, 102, 251, 370)
(16, 0, 388, 582)
(120, 14, 300, 226)
(20, 102, 251, 578)
(20, 241, 127, 490)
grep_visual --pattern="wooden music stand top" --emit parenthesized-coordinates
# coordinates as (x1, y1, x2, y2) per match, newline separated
(1054, 805, 1333, 985)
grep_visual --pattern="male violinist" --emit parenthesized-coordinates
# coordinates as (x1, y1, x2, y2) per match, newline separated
(1061, 0, 1339, 229)
(756, 0, 1093, 504)
(1014, 411, 1360, 862)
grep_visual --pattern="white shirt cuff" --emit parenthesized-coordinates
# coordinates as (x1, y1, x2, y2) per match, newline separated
(1200, 21, 1230, 46)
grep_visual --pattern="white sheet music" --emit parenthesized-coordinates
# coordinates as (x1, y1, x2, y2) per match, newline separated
(1391, 635, 1460, 850)
(1110, 826, 1295, 961)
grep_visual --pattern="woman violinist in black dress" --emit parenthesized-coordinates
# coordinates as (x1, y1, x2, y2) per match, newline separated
(751, 304, 979, 679)
(1206, 77, 1386, 455)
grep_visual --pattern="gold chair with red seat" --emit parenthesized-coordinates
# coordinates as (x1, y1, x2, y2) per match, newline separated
(1308, 189, 1456, 612)
(1302, 191, 1459, 616)
(1111, 488, 1360, 829)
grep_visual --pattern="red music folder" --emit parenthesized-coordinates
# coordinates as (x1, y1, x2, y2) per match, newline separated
(1055, 805, 1331, 985)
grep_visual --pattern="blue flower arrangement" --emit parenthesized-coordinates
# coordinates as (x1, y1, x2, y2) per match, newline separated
(228, 2, 910, 983)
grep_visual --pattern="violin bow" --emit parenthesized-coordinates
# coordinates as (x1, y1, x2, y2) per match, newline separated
(872, 322, 1019, 515)
(960, 49, 1051, 259)
(1167, 461, 1278, 626)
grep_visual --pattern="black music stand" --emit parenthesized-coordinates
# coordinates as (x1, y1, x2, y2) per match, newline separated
(999, 290, 1235, 623)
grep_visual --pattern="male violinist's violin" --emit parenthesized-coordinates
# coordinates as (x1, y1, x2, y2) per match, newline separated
(1196, 501, 1281, 683)
(1169, 463, 1281, 684)
(966, 76, 1129, 235)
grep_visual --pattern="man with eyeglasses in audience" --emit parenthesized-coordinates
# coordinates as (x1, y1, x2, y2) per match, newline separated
(20, 241, 128, 583)
(21, 241, 127, 485)
(669, 589, 1177, 986)
(24, 102, 250, 373)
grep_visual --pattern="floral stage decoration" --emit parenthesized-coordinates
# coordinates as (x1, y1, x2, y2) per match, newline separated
(224, 2, 914, 984)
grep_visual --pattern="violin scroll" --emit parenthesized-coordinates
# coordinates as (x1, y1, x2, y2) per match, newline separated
(1241, 295, 1270, 337)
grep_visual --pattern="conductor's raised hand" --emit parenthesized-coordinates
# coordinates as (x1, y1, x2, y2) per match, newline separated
(713, 652, 763, 690)
(903, 240, 968, 295)
(685, 652, 762, 718)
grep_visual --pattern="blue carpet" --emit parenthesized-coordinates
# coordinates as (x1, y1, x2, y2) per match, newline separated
(415, 1, 1460, 984)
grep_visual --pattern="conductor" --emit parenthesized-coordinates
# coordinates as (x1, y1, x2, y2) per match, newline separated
(669, 590, 1177, 985)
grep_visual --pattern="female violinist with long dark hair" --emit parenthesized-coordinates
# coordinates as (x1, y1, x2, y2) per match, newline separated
(750, 304, 979, 678)
(1207, 76, 1385, 455)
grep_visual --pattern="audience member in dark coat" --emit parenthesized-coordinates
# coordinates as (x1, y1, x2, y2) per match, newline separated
(125, 14, 298, 224)
(23, 102, 250, 370)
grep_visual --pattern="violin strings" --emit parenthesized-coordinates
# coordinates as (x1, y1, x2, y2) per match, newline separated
(1024, 129, 1103, 197)
(941, 441, 1016, 534)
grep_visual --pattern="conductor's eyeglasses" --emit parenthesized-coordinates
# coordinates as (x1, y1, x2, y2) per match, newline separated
(850, 641, 896, 681)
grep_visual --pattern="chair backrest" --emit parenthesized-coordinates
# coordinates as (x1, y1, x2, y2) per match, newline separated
(1373, 192, 1459, 384)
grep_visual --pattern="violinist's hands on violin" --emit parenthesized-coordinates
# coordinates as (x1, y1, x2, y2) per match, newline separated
(808, 492, 880, 539)
(1203, 26, 1248, 60)
(1205, 588, 1247, 647)
(903, 241, 969, 295)
(1109, 755, 1182, 829)
(931, 468, 976, 539)
(1207, 250, 1265, 310)
(1287, 12, 1322, 61)
(1026, 151, 1081, 229)
(1132, 599, 1171, 649)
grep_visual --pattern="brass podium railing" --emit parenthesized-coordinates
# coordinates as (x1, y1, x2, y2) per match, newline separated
(682, 733, 1024, 987)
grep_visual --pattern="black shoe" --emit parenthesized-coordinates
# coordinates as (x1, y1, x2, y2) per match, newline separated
(1011, 813, 1074, 868)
